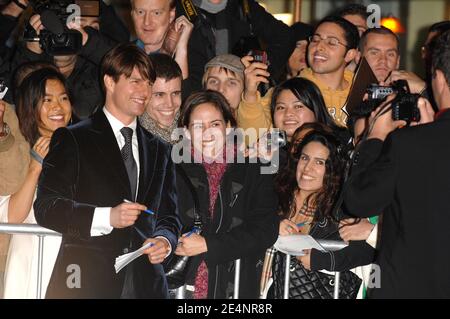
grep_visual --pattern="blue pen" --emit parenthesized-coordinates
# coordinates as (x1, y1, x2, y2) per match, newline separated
(123, 199, 155, 215)
(297, 222, 309, 228)
(185, 227, 199, 237)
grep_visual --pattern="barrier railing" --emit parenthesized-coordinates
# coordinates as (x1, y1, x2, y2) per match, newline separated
(0, 223, 61, 299)
(0, 224, 344, 300)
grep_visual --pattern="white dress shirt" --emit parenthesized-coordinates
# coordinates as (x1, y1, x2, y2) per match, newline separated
(90, 107, 139, 236)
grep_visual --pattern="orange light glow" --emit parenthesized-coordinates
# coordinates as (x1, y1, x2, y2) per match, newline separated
(381, 16, 405, 34)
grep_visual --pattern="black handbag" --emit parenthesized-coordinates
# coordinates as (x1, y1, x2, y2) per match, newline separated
(268, 251, 362, 299)
(164, 166, 203, 289)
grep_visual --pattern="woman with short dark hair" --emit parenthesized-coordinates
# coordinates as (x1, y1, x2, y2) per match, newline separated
(171, 90, 279, 299)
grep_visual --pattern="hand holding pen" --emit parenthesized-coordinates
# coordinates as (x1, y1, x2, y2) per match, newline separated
(109, 200, 148, 229)
(175, 227, 207, 257)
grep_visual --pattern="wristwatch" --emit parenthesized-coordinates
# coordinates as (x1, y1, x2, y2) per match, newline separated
(0, 122, 10, 138)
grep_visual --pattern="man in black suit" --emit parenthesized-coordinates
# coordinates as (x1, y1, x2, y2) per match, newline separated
(344, 30, 450, 298)
(34, 43, 181, 298)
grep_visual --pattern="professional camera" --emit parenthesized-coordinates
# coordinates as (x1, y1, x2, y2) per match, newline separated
(23, 1, 98, 56)
(366, 80, 421, 124)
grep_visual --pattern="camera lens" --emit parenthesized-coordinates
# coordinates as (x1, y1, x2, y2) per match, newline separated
(53, 33, 68, 45)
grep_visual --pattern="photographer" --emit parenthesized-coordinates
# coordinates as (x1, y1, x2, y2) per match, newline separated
(0, 0, 28, 82)
(343, 31, 450, 298)
(9, 1, 126, 119)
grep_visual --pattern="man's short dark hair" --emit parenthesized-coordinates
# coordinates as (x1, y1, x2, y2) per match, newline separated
(359, 26, 400, 53)
(148, 53, 182, 81)
(429, 20, 450, 34)
(314, 16, 360, 50)
(100, 43, 155, 91)
(431, 30, 450, 86)
(335, 3, 369, 20)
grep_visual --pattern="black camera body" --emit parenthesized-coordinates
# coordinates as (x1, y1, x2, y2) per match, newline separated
(38, 29, 82, 56)
(367, 80, 421, 124)
(25, 0, 82, 56)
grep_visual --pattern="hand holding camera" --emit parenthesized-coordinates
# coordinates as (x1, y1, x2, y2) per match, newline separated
(24, 1, 84, 56)
(160, 16, 193, 57)
(241, 54, 270, 104)
(26, 14, 45, 54)
(367, 93, 434, 141)
(383, 70, 426, 95)
(367, 94, 406, 141)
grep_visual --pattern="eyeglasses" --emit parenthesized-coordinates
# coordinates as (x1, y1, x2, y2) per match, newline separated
(308, 34, 349, 49)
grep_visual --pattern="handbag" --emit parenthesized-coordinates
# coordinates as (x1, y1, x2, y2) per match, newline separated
(268, 250, 362, 299)
(164, 166, 203, 289)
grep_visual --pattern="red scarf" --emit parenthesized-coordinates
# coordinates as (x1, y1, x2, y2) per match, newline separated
(193, 148, 230, 299)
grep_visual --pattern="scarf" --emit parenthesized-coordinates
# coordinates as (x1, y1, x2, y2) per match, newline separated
(193, 146, 231, 299)
(138, 111, 179, 144)
(193, 0, 228, 14)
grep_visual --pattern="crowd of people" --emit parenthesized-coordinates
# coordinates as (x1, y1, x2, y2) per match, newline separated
(0, 0, 450, 299)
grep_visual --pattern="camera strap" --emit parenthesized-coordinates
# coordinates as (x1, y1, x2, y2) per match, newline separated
(180, 0, 199, 22)
(240, 0, 255, 35)
(12, 0, 27, 10)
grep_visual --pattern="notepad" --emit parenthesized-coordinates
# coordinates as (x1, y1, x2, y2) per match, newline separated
(114, 242, 154, 273)
(274, 234, 349, 256)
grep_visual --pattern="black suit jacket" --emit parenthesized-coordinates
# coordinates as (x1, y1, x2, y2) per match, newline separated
(34, 110, 181, 299)
(344, 110, 450, 298)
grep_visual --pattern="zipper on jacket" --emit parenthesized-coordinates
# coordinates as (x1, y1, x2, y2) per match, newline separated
(213, 186, 225, 299)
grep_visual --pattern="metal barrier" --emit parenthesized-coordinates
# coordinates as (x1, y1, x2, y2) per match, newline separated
(0, 225, 343, 300)
(0, 223, 61, 299)
(233, 259, 241, 299)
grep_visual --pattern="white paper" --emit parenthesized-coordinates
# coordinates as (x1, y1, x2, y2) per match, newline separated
(114, 242, 153, 273)
(274, 234, 326, 256)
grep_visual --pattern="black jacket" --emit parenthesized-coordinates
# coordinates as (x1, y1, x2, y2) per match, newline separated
(344, 110, 450, 298)
(175, 158, 279, 298)
(34, 110, 181, 298)
(176, 0, 296, 98)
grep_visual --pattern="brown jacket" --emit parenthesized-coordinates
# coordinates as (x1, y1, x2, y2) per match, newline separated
(0, 102, 29, 275)
(0, 102, 30, 195)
